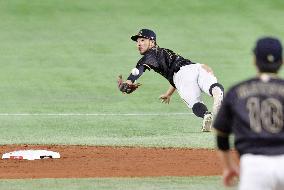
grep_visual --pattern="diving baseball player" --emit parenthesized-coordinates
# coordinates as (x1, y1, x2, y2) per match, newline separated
(118, 29, 224, 132)
(214, 37, 284, 189)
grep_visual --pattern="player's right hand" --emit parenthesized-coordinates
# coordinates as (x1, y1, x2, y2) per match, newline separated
(159, 94, 171, 104)
(223, 166, 239, 187)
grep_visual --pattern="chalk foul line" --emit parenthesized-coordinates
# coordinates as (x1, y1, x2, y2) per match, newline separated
(0, 113, 193, 116)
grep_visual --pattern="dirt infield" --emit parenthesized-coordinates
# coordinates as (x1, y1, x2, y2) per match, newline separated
(0, 145, 228, 179)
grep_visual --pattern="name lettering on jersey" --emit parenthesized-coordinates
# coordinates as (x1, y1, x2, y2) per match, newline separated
(237, 83, 284, 99)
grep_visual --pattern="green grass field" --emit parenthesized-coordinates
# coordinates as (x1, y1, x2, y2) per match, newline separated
(0, 0, 283, 189)
(0, 177, 232, 190)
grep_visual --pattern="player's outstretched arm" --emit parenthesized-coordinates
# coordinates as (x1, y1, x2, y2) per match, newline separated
(159, 85, 176, 104)
(117, 65, 146, 94)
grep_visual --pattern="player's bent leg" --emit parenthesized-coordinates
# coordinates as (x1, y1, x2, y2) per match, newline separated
(173, 65, 215, 132)
(196, 64, 224, 115)
(209, 83, 224, 116)
(197, 63, 218, 95)
(192, 102, 213, 132)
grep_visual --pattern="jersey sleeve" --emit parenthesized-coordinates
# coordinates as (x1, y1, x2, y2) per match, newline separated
(213, 90, 234, 136)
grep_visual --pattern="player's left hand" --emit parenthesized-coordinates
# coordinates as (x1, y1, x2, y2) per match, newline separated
(159, 94, 171, 104)
(117, 75, 141, 94)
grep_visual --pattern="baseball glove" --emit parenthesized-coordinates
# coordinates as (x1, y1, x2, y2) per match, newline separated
(117, 75, 141, 94)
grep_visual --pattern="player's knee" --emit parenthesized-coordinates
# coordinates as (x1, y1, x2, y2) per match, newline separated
(192, 102, 208, 118)
(209, 83, 224, 97)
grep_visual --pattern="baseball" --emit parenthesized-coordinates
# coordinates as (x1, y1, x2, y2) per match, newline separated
(131, 68, 139, 76)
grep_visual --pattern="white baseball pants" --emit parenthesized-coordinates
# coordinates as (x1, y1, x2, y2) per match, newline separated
(239, 154, 284, 190)
(173, 63, 217, 108)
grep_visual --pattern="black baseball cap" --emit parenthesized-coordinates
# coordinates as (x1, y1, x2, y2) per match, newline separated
(254, 37, 282, 64)
(131, 29, 156, 42)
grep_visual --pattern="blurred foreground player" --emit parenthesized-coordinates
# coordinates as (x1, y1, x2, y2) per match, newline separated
(214, 37, 284, 190)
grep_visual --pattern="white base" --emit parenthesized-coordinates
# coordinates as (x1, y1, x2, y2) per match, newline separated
(2, 150, 60, 160)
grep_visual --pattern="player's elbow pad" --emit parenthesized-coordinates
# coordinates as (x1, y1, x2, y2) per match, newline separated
(216, 135, 230, 151)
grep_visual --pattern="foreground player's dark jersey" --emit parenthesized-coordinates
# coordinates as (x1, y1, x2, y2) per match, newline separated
(136, 47, 193, 87)
(214, 75, 284, 156)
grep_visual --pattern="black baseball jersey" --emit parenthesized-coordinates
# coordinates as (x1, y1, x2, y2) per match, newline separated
(214, 75, 284, 156)
(135, 47, 193, 87)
